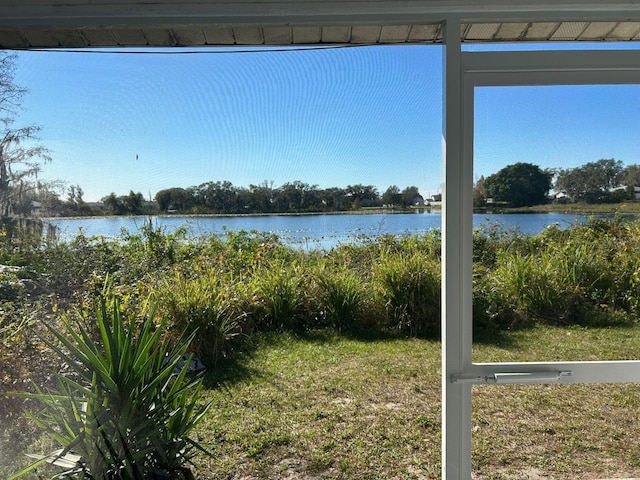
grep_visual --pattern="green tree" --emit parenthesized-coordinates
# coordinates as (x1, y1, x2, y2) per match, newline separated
(382, 185, 401, 206)
(618, 164, 640, 187)
(102, 192, 125, 214)
(400, 186, 421, 207)
(155, 187, 190, 212)
(483, 162, 552, 207)
(319, 187, 347, 211)
(193, 180, 238, 213)
(473, 175, 486, 207)
(554, 158, 624, 203)
(123, 190, 144, 214)
(276, 181, 320, 213)
(248, 180, 275, 213)
(346, 184, 379, 209)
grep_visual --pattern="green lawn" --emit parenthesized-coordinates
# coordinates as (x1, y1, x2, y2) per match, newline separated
(190, 326, 640, 479)
(493, 201, 640, 214)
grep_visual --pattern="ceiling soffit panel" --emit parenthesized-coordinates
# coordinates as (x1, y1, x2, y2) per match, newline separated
(322, 26, 351, 43)
(521, 22, 560, 41)
(263, 26, 293, 44)
(110, 29, 147, 46)
(292, 26, 322, 44)
(550, 22, 590, 40)
(2, 22, 640, 48)
(233, 27, 264, 45)
(51, 29, 87, 47)
(81, 29, 117, 46)
(171, 27, 207, 46)
(1, 3, 640, 48)
(609, 22, 640, 40)
(20, 29, 59, 47)
(379, 25, 411, 43)
(579, 21, 616, 40)
(202, 27, 235, 45)
(141, 28, 176, 46)
(350, 25, 382, 43)
(0, 31, 28, 48)
(493, 22, 529, 40)
(464, 22, 502, 41)
(408, 24, 441, 42)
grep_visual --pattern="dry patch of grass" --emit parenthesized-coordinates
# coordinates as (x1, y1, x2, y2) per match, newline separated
(195, 332, 441, 479)
(192, 327, 640, 480)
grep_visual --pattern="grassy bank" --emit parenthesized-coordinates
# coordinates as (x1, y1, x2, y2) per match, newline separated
(5, 327, 640, 479)
(483, 201, 640, 214)
(191, 327, 640, 479)
(3, 218, 640, 478)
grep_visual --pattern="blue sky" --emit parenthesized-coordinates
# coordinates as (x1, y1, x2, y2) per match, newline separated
(10, 43, 640, 202)
(13, 45, 442, 202)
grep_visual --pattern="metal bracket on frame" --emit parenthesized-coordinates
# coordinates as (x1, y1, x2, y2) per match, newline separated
(451, 370, 573, 385)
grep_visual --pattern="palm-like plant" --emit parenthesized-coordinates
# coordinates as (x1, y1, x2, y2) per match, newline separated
(10, 296, 210, 480)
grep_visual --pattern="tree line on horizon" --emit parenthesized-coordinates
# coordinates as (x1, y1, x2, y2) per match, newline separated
(474, 158, 640, 208)
(151, 181, 426, 215)
(21, 158, 640, 218)
(27, 181, 429, 217)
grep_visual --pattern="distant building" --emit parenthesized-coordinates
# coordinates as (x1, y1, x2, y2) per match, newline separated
(86, 202, 110, 212)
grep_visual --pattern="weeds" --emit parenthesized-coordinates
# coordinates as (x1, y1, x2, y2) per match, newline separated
(255, 260, 306, 331)
(317, 268, 365, 332)
(375, 251, 440, 337)
(155, 267, 241, 362)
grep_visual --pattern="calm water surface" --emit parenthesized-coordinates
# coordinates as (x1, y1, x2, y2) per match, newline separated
(45, 211, 590, 250)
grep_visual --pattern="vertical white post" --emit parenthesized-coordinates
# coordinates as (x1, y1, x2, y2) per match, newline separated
(442, 18, 473, 480)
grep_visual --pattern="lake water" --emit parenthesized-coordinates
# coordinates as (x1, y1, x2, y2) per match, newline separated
(44, 211, 591, 250)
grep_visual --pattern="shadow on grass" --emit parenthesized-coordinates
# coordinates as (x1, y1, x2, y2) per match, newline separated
(201, 344, 263, 390)
(298, 327, 406, 344)
(472, 327, 519, 348)
(201, 322, 554, 390)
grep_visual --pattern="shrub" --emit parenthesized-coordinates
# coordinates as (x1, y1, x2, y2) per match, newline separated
(477, 251, 558, 328)
(10, 295, 210, 480)
(317, 268, 365, 332)
(254, 261, 305, 331)
(155, 268, 241, 362)
(374, 252, 440, 337)
(475, 224, 632, 329)
(120, 219, 190, 277)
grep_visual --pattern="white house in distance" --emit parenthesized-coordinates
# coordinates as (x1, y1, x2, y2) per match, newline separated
(3, 2, 640, 480)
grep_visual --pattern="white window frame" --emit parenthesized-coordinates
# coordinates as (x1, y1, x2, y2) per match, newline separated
(442, 24, 640, 479)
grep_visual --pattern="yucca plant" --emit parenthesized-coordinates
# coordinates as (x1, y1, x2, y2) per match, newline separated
(9, 295, 211, 480)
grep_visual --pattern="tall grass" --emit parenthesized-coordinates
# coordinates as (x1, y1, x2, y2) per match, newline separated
(317, 267, 366, 332)
(155, 267, 241, 362)
(254, 260, 306, 331)
(374, 251, 441, 337)
(474, 216, 640, 330)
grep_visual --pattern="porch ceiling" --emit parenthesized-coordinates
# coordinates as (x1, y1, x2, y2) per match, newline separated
(2, 21, 640, 48)
(2, 1, 640, 48)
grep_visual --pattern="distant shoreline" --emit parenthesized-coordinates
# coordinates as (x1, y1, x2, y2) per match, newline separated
(43, 206, 441, 221)
(43, 202, 640, 221)
(482, 202, 640, 214)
